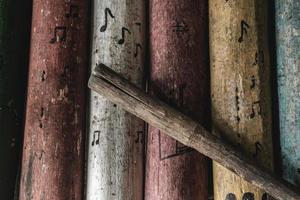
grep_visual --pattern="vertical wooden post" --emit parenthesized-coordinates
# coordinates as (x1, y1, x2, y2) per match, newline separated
(145, 1, 210, 199)
(0, 0, 31, 199)
(275, 0, 300, 187)
(86, 0, 145, 199)
(209, 0, 274, 199)
(19, 1, 89, 199)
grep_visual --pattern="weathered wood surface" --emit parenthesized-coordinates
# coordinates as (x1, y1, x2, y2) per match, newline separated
(275, 0, 300, 187)
(89, 64, 300, 200)
(145, 1, 210, 199)
(0, 0, 32, 199)
(209, 0, 274, 200)
(86, 1, 145, 200)
(19, 1, 89, 199)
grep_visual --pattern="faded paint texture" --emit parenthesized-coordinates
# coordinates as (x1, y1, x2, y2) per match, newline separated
(275, 0, 300, 187)
(209, 0, 274, 200)
(19, 1, 89, 199)
(0, 0, 31, 199)
(145, 1, 210, 199)
(86, 0, 145, 199)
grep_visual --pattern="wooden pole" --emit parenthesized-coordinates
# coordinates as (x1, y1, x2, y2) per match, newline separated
(209, 0, 274, 199)
(86, 0, 145, 199)
(88, 64, 300, 200)
(145, 1, 210, 199)
(275, 0, 300, 187)
(0, 1, 31, 199)
(19, 1, 89, 199)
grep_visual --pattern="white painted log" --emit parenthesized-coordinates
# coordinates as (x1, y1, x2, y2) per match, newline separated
(86, 1, 145, 199)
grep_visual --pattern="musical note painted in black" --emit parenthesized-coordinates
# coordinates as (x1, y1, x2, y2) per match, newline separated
(242, 192, 255, 200)
(92, 131, 100, 146)
(65, 5, 79, 18)
(253, 141, 263, 157)
(238, 20, 250, 43)
(100, 8, 115, 32)
(249, 100, 261, 119)
(135, 131, 143, 143)
(49, 26, 67, 44)
(134, 44, 142, 57)
(253, 50, 264, 66)
(135, 22, 141, 32)
(225, 193, 237, 200)
(118, 27, 131, 45)
(171, 20, 188, 33)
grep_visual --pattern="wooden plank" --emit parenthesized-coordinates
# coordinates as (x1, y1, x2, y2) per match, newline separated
(19, 1, 89, 199)
(209, 0, 273, 200)
(86, 0, 145, 199)
(0, 1, 32, 199)
(88, 63, 300, 200)
(209, 0, 274, 199)
(275, 0, 300, 187)
(145, 1, 210, 199)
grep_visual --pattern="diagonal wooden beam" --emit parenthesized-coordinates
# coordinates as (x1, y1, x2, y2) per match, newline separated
(88, 63, 300, 200)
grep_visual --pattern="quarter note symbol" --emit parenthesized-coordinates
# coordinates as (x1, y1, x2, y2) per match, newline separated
(118, 27, 131, 45)
(253, 141, 263, 157)
(49, 26, 67, 44)
(134, 44, 142, 57)
(92, 131, 100, 146)
(100, 8, 115, 32)
(65, 5, 79, 18)
(238, 20, 250, 43)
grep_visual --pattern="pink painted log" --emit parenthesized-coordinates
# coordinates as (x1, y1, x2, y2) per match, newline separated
(19, 1, 89, 199)
(145, 1, 210, 199)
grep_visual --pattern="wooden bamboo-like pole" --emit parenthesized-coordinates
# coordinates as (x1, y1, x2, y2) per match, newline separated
(19, 1, 89, 199)
(275, 0, 300, 187)
(86, 0, 145, 199)
(209, 0, 274, 199)
(0, 1, 31, 199)
(145, 1, 210, 199)
(88, 64, 300, 200)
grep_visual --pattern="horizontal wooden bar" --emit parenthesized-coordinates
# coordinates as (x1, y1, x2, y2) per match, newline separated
(88, 63, 300, 200)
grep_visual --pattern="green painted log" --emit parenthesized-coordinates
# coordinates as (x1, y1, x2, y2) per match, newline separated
(0, 0, 32, 199)
(275, 0, 300, 187)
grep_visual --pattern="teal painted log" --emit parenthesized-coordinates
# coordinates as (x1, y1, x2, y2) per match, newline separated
(275, 0, 300, 187)
(0, 0, 32, 199)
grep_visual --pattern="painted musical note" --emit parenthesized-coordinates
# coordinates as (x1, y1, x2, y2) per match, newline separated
(249, 100, 261, 119)
(134, 44, 142, 57)
(134, 131, 143, 143)
(253, 50, 264, 66)
(135, 22, 142, 32)
(49, 26, 67, 44)
(238, 20, 250, 43)
(92, 131, 100, 146)
(65, 5, 79, 18)
(225, 193, 237, 200)
(253, 141, 263, 157)
(118, 27, 131, 45)
(100, 8, 115, 32)
(242, 192, 254, 200)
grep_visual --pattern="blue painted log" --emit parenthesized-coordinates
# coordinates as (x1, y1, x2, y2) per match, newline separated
(0, 1, 31, 199)
(275, 0, 300, 187)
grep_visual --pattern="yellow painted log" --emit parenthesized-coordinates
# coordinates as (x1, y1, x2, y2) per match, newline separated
(209, 0, 273, 199)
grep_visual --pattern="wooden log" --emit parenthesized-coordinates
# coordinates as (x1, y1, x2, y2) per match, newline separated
(145, 1, 210, 199)
(88, 64, 300, 200)
(86, 0, 145, 199)
(209, 0, 274, 199)
(0, 1, 32, 199)
(19, 1, 89, 199)
(275, 0, 300, 187)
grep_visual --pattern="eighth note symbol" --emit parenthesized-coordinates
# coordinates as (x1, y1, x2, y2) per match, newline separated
(92, 131, 100, 146)
(134, 44, 142, 57)
(50, 26, 67, 44)
(100, 8, 115, 32)
(238, 20, 250, 43)
(118, 27, 131, 45)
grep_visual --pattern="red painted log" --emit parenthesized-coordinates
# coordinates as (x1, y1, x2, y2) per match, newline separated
(145, 1, 210, 199)
(19, 1, 89, 199)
